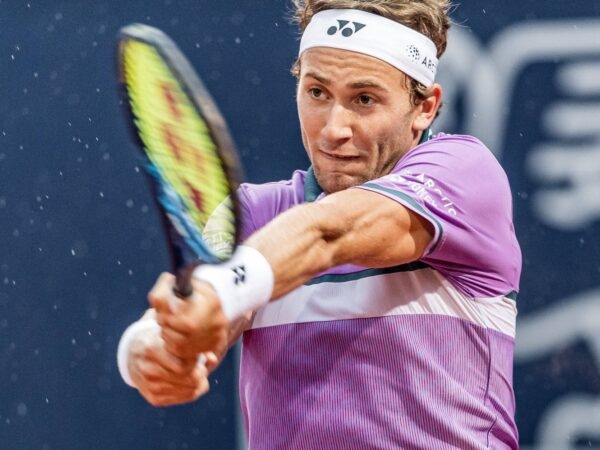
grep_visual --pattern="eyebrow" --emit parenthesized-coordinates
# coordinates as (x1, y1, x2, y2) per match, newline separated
(304, 71, 389, 92)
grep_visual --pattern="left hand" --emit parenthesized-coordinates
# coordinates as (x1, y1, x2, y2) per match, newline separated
(149, 273, 229, 360)
(128, 324, 211, 407)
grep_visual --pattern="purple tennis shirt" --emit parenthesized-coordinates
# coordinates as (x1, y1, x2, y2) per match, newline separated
(236, 134, 521, 449)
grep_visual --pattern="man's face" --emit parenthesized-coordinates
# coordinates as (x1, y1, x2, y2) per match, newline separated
(297, 47, 426, 194)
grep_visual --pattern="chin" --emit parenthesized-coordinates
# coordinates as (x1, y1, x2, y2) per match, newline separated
(316, 171, 367, 194)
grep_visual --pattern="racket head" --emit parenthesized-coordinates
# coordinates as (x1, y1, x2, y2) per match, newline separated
(117, 24, 243, 281)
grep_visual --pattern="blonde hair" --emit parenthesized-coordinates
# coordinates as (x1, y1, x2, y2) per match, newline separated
(291, 0, 452, 105)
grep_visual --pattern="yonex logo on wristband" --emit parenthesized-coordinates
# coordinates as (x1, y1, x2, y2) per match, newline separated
(327, 20, 366, 37)
(231, 265, 246, 285)
(193, 246, 273, 322)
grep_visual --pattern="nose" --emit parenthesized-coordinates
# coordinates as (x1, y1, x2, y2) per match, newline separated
(320, 103, 353, 147)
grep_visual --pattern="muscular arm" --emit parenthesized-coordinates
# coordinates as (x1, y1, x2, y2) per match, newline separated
(126, 190, 434, 400)
(152, 187, 433, 360)
(247, 187, 433, 300)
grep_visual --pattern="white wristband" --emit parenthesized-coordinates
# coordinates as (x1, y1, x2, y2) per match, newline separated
(117, 318, 160, 388)
(193, 245, 274, 322)
(117, 318, 208, 388)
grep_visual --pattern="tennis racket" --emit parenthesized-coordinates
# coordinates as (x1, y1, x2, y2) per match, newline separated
(117, 23, 243, 298)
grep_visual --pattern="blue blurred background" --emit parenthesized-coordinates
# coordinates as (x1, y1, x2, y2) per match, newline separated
(1, 1, 599, 448)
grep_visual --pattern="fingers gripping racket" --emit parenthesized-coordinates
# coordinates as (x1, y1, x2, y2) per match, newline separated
(117, 24, 243, 298)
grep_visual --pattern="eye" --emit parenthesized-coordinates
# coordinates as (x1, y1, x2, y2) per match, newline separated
(308, 87, 324, 99)
(356, 94, 375, 106)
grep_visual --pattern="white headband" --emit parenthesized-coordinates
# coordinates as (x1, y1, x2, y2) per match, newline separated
(299, 9, 438, 87)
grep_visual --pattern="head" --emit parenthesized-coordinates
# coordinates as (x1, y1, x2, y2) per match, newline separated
(291, 0, 452, 193)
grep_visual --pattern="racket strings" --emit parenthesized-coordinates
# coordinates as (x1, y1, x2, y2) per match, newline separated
(122, 40, 236, 239)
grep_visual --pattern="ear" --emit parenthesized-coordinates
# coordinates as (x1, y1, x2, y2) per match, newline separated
(412, 83, 443, 132)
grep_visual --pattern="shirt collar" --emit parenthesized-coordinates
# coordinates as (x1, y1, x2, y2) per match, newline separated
(304, 166, 323, 202)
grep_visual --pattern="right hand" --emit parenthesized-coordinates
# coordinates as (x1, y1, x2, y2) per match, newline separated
(127, 323, 217, 407)
(150, 273, 229, 360)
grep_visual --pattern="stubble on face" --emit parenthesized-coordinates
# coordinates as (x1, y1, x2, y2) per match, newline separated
(311, 135, 405, 194)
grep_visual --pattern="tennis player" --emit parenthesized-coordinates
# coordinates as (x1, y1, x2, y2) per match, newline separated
(119, 1, 521, 448)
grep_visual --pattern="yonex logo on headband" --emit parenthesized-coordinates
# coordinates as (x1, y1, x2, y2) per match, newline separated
(327, 20, 366, 37)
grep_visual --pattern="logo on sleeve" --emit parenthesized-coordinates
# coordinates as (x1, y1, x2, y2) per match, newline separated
(327, 20, 366, 37)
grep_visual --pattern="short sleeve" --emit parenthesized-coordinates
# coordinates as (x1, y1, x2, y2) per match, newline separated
(356, 134, 521, 297)
(237, 170, 308, 241)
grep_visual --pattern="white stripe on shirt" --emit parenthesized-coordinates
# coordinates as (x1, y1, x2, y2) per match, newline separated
(250, 266, 516, 337)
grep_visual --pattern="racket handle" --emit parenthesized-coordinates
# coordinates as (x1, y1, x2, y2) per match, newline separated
(173, 264, 199, 299)
(172, 282, 192, 299)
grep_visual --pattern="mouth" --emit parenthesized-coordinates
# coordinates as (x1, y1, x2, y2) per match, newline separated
(318, 150, 360, 161)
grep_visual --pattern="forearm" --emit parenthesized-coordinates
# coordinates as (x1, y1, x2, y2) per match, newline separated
(192, 188, 431, 325)
(245, 188, 432, 301)
(216, 313, 250, 363)
(245, 202, 339, 299)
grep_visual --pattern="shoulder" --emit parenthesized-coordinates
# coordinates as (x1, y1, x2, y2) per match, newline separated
(408, 133, 496, 163)
(237, 170, 307, 239)
(239, 170, 307, 207)
(404, 133, 504, 174)
(394, 133, 511, 194)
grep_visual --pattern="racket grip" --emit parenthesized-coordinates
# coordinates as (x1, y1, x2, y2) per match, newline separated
(173, 264, 199, 299)
(173, 281, 192, 299)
